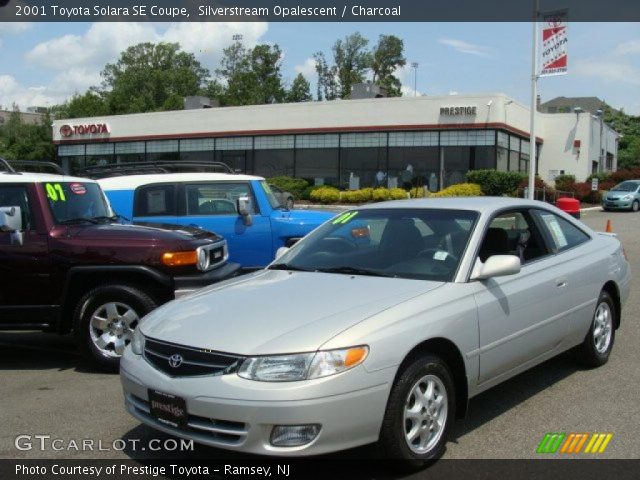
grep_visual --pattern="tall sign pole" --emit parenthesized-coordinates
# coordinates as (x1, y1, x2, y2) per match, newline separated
(528, 0, 539, 201)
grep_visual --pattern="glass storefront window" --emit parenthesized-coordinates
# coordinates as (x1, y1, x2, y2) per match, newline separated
(388, 146, 439, 190)
(295, 148, 339, 186)
(497, 147, 509, 172)
(443, 147, 471, 187)
(115, 142, 145, 164)
(474, 146, 496, 170)
(340, 147, 387, 189)
(253, 149, 294, 178)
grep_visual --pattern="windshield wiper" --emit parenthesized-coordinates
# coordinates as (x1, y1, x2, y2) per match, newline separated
(315, 266, 396, 278)
(92, 214, 130, 223)
(268, 263, 313, 272)
(59, 217, 99, 225)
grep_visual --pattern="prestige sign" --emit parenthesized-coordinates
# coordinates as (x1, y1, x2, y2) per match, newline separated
(440, 106, 477, 116)
(59, 123, 109, 137)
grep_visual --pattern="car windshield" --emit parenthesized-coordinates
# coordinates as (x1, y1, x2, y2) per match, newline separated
(43, 181, 113, 224)
(611, 181, 639, 192)
(271, 208, 479, 282)
(260, 181, 284, 209)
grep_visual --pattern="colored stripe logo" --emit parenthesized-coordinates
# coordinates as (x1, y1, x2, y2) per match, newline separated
(537, 433, 613, 454)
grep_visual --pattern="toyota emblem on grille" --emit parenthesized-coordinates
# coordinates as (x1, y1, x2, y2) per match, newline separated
(168, 354, 183, 368)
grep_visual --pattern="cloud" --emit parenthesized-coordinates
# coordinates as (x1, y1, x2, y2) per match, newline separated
(394, 64, 423, 97)
(0, 22, 32, 35)
(0, 74, 55, 109)
(613, 40, 640, 56)
(573, 59, 640, 86)
(9, 21, 268, 109)
(438, 37, 491, 57)
(294, 57, 316, 80)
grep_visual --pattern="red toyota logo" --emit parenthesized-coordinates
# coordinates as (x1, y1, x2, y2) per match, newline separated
(60, 125, 73, 137)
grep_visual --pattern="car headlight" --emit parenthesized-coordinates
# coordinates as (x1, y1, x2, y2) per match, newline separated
(196, 247, 210, 271)
(623, 194, 633, 200)
(237, 346, 368, 382)
(131, 328, 145, 355)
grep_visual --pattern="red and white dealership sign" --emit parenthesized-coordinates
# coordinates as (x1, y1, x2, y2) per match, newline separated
(59, 123, 110, 137)
(540, 10, 568, 77)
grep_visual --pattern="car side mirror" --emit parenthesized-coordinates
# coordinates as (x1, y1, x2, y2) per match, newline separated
(275, 246, 289, 260)
(0, 206, 24, 246)
(236, 196, 253, 226)
(0, 206, 22, 233)
(470, 255, 521, 281)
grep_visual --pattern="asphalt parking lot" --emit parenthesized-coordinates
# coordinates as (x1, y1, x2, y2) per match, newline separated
(0, 209, 638, 462)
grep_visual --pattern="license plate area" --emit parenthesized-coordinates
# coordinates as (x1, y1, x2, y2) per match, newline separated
(148, 390, 187, 429)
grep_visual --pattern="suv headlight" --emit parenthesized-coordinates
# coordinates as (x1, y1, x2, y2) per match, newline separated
(237, 346, 368, 382)
(131, 328, 145, 355)
(196, 246, 210, 271)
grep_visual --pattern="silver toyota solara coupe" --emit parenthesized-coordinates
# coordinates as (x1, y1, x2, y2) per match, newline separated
(120, 197, 630, 465)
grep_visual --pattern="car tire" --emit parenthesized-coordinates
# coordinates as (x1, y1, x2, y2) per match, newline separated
(632, 200, 639, 212)
(577, 290, 616, 368)
(74, 284, 157, 371)
(378, 354, 455, 469)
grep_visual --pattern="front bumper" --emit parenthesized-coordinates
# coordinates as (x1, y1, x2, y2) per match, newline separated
(120, 349, 393, 456)
(173, 262, 241, 299)
(602, 199, 633, 210)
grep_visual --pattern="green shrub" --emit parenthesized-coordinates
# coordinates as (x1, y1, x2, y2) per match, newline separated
(389, 188, 409, 200)
(301, 185, 319, 200)
(432, 183, 483, 197)
(310, 186, 340, 204)
(554, 174, 576, 192)
(267, 176, 309, 199)
(372, 187, 391, 202)
(466, 170, 526, 196)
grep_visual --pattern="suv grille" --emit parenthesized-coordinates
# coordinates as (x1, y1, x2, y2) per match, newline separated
(144, 337, 243, 377)
(201, 241, 228, 271)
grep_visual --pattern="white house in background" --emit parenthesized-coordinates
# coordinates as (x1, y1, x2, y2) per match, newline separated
(51, 93, 619, 189)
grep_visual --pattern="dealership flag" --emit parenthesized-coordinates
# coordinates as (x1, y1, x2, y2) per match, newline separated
(539, 9, 569, 77)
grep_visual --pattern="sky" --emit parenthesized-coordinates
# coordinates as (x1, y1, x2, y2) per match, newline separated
(0, 21, 639, 114)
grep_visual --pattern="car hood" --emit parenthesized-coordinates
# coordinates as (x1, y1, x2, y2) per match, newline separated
(271, 208, 336, 224)
(140, 269, 443, 355)
(59, 222, 221, 243)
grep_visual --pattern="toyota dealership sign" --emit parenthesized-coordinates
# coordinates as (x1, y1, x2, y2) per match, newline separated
(60, 123, 110, 137)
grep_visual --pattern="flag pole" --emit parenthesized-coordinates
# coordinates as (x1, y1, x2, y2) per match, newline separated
(528, 0, 539, 201)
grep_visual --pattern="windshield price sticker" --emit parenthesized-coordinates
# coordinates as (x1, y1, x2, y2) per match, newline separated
(45, 183, 67, 202)
(332, 211, 359, 225)
(70, 183, 87, 195)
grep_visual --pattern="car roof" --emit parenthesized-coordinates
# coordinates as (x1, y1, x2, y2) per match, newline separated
(0, 172, 96, 184)
(358, 196, 556, 214)
(97, 172, 263, 190)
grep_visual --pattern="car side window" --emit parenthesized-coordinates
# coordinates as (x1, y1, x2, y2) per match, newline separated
(0, 184, 33, 231)
(533, 210, 590, 253)
(479, 210, 549, 264)
(185, 183, 255, 216)
(134, 184, 177, 217)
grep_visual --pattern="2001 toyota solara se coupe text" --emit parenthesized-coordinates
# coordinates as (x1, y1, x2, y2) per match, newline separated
(120, 197, 630, 466)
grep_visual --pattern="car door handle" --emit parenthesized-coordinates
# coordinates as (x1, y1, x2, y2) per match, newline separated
(555, 278, 568, 288)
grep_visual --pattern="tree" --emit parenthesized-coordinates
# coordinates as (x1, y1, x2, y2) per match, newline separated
(0, 107, 54, 161)
(99, 42, 210, 114)
(286, 74, 312, 103)
(50, 91, 108, 119)
(333, 33, 371, 98)
(313, 52, 338, 101)
(371, 35, 406, 97)
(217, 43, 285, 106)
(605, 108, 640, 169)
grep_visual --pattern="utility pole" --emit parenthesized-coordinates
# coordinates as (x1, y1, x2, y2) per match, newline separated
(528, 0, 539, 201)
(411, 62, 419, 97)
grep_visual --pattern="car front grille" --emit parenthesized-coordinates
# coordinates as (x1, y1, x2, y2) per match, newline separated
(203, 241, 228, 271)
(127, 394, 248, 446)
(143, 337, 243, 377)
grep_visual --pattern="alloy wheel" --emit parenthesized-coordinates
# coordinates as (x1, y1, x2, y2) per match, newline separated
(593, 302, 613, 354)
(89, 302, 139, 357)
(403, 374, 448, 454)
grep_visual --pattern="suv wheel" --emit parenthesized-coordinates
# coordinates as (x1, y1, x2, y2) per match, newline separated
(74, 284, 157, 371)
(378, 354, 455, 469)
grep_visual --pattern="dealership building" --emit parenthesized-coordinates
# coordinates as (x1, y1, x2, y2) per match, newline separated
(52, 93, 620, 190)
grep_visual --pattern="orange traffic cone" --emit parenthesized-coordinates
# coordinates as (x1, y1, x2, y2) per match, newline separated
(605, 220, 613, 233)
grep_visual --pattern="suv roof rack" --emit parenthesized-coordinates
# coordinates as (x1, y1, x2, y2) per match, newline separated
(77, 161, 236, 179)
(1, 158, 65, 176)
